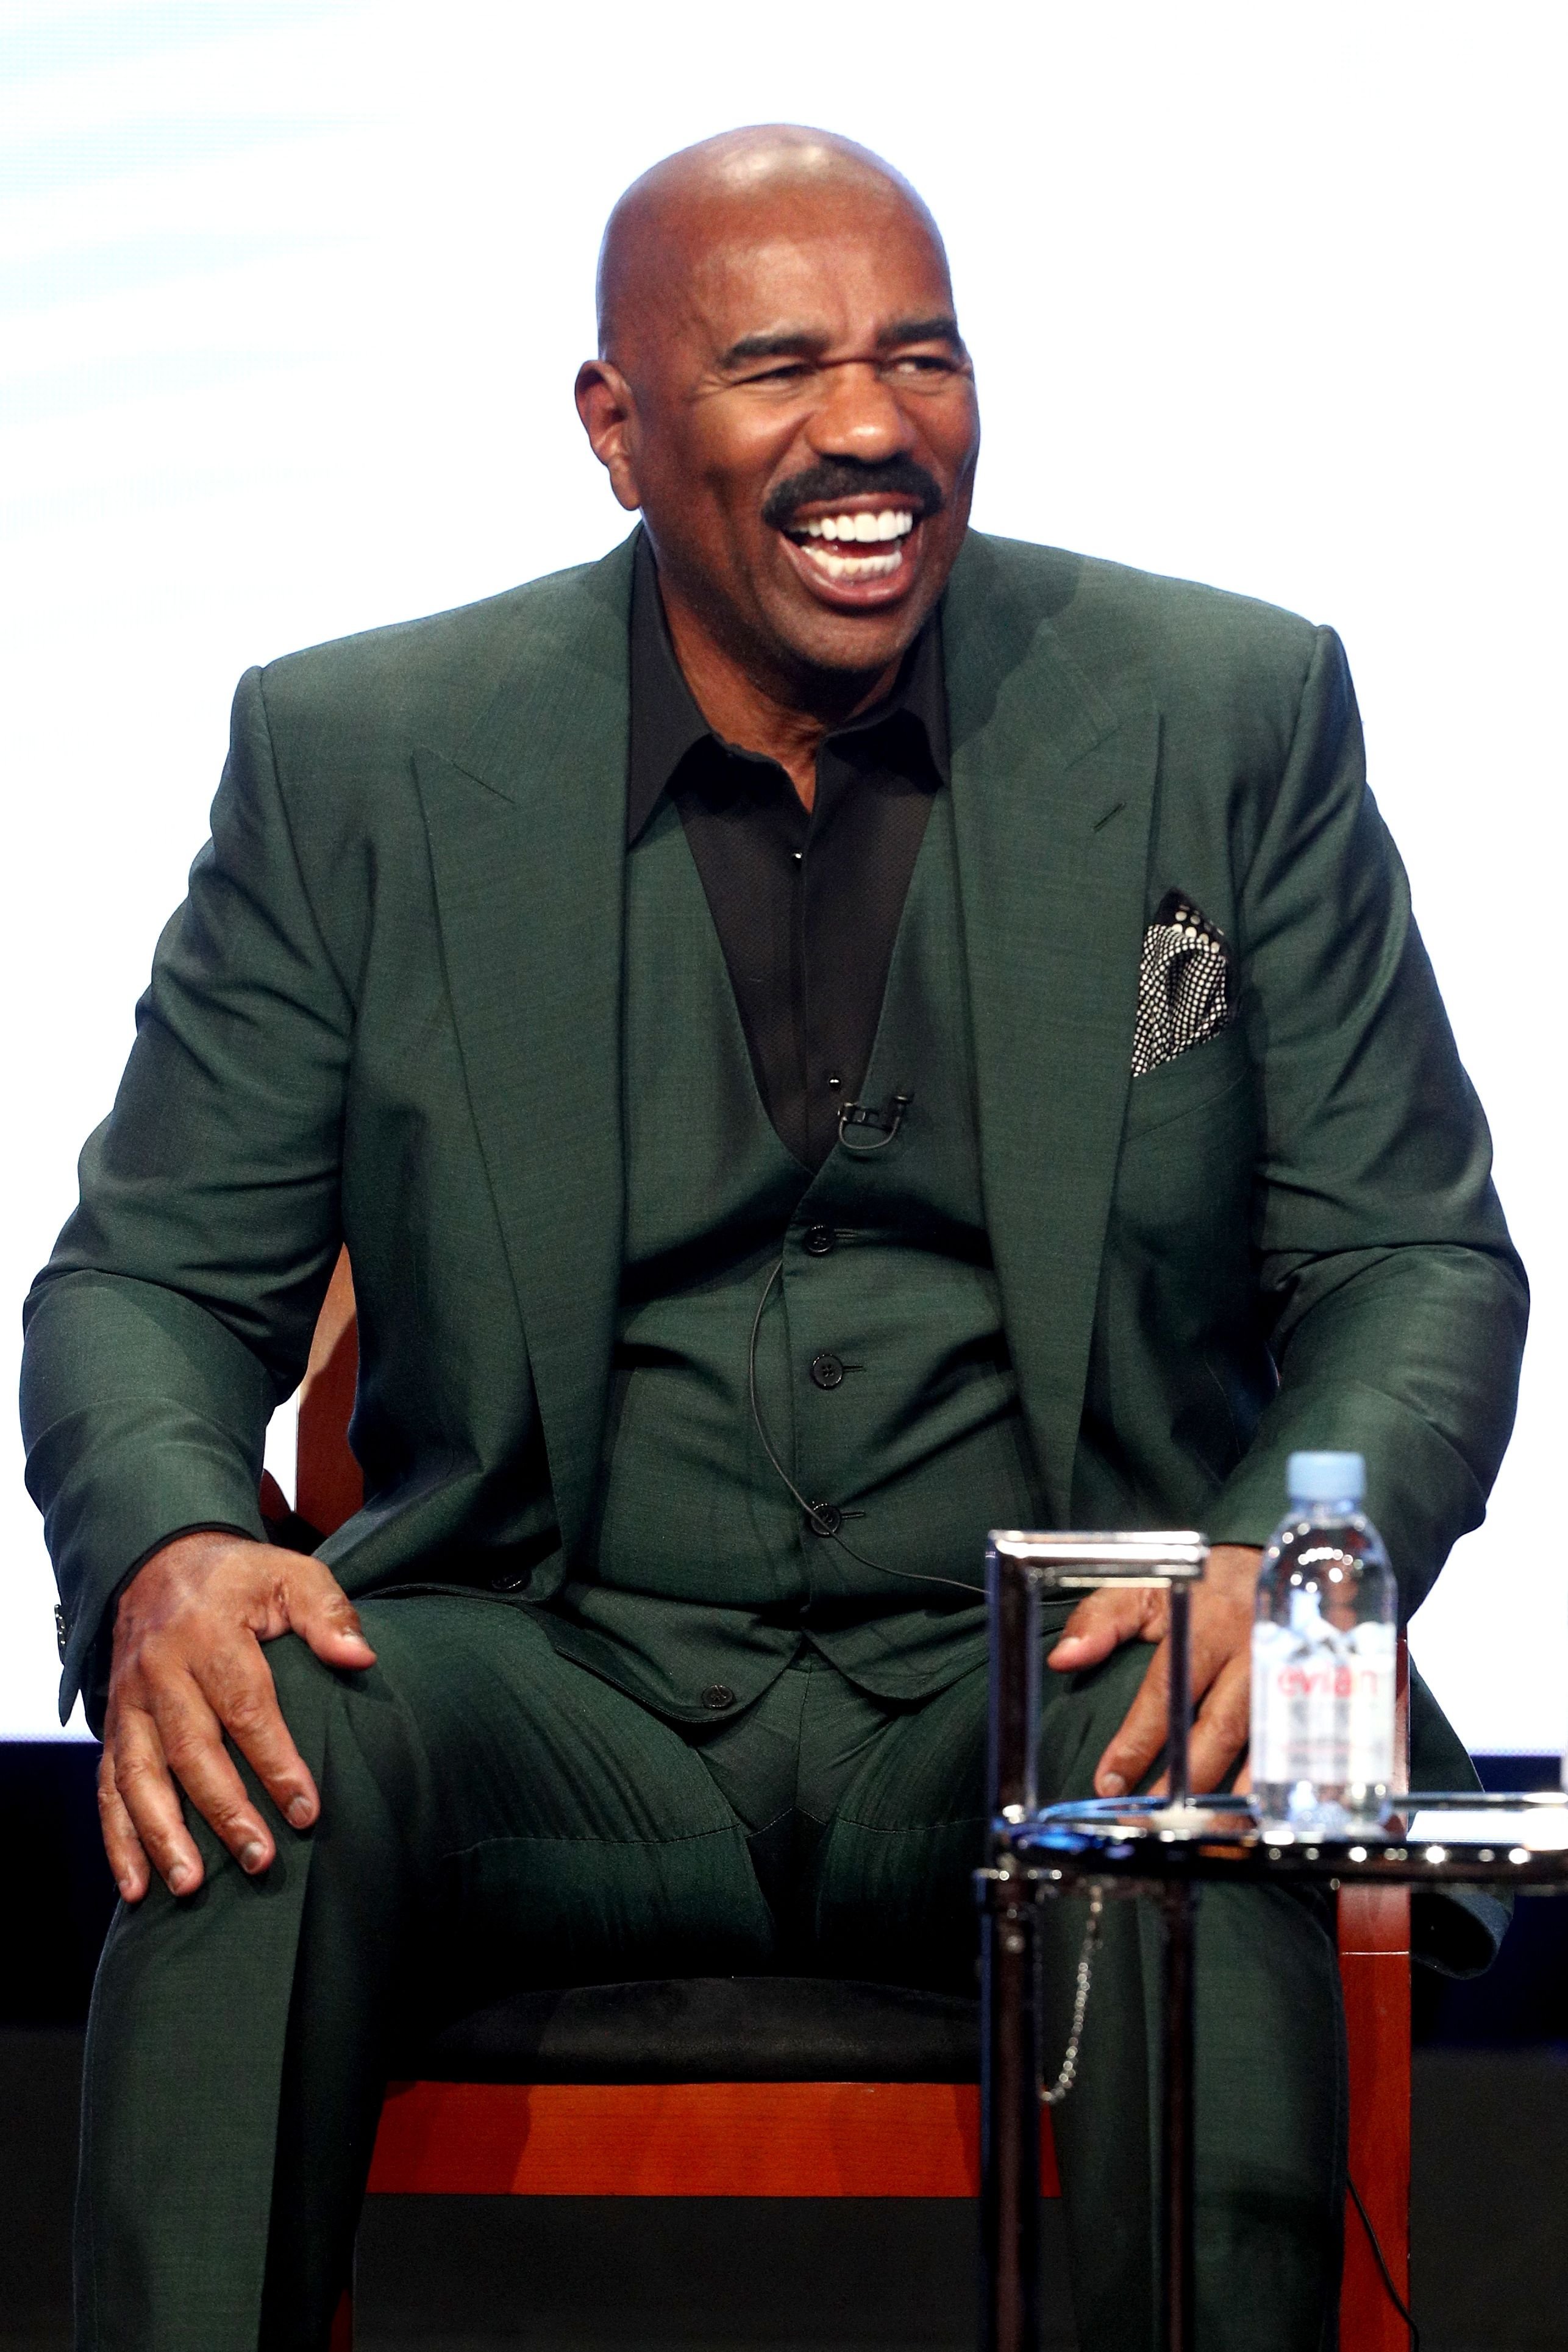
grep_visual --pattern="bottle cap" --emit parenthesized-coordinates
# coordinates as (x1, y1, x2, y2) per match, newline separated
(1286, 1450, 1365, 1506)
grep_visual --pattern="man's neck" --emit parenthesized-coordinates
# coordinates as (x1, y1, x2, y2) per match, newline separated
(660, 586, 899, 815)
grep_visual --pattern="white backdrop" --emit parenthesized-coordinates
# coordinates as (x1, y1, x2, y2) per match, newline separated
(4, 0, 1564, 1746)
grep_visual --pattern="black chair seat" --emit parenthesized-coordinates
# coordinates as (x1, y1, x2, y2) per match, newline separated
(399, 1977, 980, 2085)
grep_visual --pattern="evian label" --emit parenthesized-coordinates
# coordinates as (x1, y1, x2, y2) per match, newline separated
(1252, 1612, 1397, 1788)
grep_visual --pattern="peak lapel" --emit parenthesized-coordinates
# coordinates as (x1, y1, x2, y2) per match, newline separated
(946, 535, 1158, 1523)
(413, 539, 635, 1560)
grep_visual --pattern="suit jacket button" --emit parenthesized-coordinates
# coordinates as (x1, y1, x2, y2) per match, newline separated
(804, 1502, 843, 1538)
(810, 1350, 845, 1390)
(54, 1603, 68, 1661)
(804, 1224, 835, 1256)
(701, 1684, 736, 1711)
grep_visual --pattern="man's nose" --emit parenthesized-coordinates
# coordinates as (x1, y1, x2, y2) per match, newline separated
(804, 362, 916, 461)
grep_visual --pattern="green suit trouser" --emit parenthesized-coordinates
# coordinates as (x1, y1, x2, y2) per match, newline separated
(76, 1595, 1344, 2352)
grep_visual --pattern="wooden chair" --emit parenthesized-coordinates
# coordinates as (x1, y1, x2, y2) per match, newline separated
(270, 1254, 1410, 2351)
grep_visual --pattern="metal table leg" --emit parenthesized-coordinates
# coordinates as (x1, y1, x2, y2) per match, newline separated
(980, 1878, 1040, 2352)
(1158, 1580, 1196, 2352)
(1158, 1881, 1197, 2352)
(980, 1536, 1042, 2352)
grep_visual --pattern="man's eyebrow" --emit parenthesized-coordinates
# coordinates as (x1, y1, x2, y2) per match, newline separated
(716, 315, 965, 369)
(718, 328, 831, 368)
(876, 313, 963, 349)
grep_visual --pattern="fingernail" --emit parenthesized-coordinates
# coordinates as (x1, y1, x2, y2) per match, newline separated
(240, 1841, 267, 1873)
(118, 1876, 137, 1901)
(1099, 1772, 1127, 1798)
(168, 1864, 193, 1895)
(287, 1797, 313, 1830)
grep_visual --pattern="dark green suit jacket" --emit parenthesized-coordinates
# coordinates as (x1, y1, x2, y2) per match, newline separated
(22, 529, 1527, 1748)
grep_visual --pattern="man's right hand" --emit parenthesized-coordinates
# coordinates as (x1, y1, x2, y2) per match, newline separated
(98, 1531, 376, 1903)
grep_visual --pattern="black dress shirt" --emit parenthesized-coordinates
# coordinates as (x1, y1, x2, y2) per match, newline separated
(627, 534, 950, 1171)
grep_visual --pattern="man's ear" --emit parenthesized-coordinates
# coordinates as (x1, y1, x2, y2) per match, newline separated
(574, 359, 643, 513)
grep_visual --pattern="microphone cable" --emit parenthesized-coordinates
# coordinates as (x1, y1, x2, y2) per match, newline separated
(746, 1255, 983, 1600)
(1347, 2175, 1420, 2348)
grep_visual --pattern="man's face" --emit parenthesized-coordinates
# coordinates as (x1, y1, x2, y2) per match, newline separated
(591, 188, 980, 691)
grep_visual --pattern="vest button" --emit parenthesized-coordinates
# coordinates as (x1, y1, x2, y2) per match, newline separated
(804, 1224, 835, 1256)
(810, 1350, 845, 1390)
(700, 1684, 736, 1711)
(804, 1502, 843, 1537)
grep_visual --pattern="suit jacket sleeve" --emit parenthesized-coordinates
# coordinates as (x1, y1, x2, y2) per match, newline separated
(1205, 623, 1527, 1608)
(20, 666, 352, 1720)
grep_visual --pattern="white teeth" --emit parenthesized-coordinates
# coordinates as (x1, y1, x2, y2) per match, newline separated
(800, 510, 914, 542)
(797, 541, 905, 581)
(791, 508, 916, 581)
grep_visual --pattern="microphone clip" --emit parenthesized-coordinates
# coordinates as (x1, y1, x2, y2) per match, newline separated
(836, 1089, 913, 1153)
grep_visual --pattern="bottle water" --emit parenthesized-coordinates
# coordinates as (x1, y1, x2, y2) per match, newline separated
(1250, 1452, 1397, 1834)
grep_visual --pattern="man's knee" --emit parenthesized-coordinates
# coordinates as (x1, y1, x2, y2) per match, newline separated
(246, 1617, 425, 1857)
(258, 1592, 549, 1807)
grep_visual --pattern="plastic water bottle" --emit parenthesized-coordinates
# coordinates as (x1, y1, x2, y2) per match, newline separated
(1250, 1452, 1397, 1834)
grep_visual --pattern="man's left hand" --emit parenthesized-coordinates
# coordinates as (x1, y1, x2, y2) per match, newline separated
(1046, 1542, 1262, 1797)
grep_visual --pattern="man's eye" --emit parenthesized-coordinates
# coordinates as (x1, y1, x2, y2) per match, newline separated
(888, 354, 953, 376)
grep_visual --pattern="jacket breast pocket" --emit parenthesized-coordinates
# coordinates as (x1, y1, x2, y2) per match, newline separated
(1111, 1023, 1257, 1277)
(1120, 1022, 1252, 1143)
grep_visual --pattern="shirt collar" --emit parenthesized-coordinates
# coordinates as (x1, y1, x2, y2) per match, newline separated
(626, 528, 950, 845)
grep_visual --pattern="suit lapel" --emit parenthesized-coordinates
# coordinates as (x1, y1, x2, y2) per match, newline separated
(946, 535, 1158, 1522)
(413, 538, 636, 1561)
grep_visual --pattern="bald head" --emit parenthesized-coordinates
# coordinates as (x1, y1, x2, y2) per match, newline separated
(575, 121, 977, 715)
(596, 124, 949, 365)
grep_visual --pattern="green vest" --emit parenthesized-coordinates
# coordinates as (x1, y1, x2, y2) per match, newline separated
(542, 784, 1042, 1719)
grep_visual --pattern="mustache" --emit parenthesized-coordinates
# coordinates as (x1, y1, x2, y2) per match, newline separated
(761, 457, 945, 533)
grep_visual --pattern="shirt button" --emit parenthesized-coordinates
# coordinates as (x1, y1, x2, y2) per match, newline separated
(810, 1351, 846, 1390)
(701, 1684, 736, 1711)
(804, 1224, 835, 1256)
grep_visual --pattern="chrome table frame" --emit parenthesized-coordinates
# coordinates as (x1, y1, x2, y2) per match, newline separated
(976, 1529, 1568, 2352)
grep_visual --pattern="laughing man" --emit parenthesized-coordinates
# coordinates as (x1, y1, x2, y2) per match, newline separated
(23, 124, 1524, 2351)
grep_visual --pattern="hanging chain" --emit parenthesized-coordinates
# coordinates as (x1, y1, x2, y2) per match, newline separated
(1036, 1886, 1106, 2106)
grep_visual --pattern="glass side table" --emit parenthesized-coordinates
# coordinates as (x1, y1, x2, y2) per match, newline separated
(975, 1531, 1568, 2352)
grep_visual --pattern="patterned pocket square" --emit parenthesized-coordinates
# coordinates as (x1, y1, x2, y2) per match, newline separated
(1131, 890, 1234, 1077)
